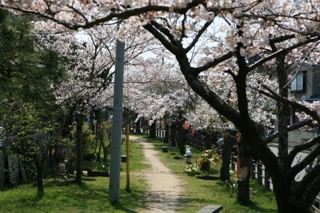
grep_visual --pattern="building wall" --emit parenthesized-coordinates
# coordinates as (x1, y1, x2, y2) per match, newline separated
(287, 64, 320, 149)
(288, 129, 317, 150)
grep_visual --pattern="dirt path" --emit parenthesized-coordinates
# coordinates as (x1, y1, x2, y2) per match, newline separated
(131, 136, 184, 213)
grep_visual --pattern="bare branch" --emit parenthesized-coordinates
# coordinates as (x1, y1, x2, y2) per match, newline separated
(193, 51, 235, 75)
(185, 20, 213, 53)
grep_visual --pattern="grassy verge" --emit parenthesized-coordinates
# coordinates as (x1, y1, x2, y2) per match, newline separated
(0, 138, 148, 213)
(0, 133, 277, 213)
(143, 135, 278, 213)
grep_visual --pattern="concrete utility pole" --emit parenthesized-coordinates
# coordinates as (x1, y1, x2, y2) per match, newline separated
(109, 20, 125, 204)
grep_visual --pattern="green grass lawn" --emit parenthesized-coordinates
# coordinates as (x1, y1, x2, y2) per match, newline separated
(0, 176, 146, 213)
(0, 133, 277, 213)
(0, 137, 148, 213)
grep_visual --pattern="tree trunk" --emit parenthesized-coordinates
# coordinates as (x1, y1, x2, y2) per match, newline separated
(164, 124, 169, 143)
(205, 132, 212, 150)
(177, 124, 184, 155)
(170, 122, 177, 147)
(272, 176, 310, 213)
(135, 118, 141, 133)
(103, 144, 110, 164)
(95, 109, 101, 162)
(75, 114, 84, 184)
(220, 134, 233, 181)
(149, 122, 156, 138)
(177, 112, 185, 155)
(237, 139, 252, 205)
(34, 155, 44, 196)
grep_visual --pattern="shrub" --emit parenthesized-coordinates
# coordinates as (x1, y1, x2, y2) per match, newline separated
(196, 149, 222, 171)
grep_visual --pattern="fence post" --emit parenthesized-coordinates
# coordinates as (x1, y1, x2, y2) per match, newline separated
(251, 161, 256, 180)
(257, 162, 263, 185)
(231, 155, 235, 171)
(265, 171, 270, 190)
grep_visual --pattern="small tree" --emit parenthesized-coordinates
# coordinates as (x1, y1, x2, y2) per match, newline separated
(0, 10, 66, 194)
(0, 98, 57, 195)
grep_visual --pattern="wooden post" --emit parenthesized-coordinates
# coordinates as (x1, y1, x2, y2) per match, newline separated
(126, 123, 130, 192)
(251, 161, 257, 180)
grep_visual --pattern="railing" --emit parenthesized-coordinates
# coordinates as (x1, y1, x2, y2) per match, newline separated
(230, 155, 273, 191)
(155, 132, 320, 212)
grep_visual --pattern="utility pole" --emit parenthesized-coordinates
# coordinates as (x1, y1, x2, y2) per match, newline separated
(109, 20, 125, 204)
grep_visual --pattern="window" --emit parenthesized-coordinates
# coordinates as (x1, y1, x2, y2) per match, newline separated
(291, 71, 306, 92)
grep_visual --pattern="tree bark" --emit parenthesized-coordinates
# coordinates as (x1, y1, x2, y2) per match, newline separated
(149, 122, 156, 138)
(170, 122, 177, 147)
(135, 118, 141, 133)
(205, 132, 212, 150)
(75, 113, 84, 184)
(164, 124, 169, 143)
(237, 140, 253, 204)
(220, 134, 233, 181)
(96, 110, 101, 163)
(34, 155, 44, 196)
(177, 112, 185, 155)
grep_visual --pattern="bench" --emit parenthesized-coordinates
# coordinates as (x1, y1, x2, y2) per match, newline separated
(196, 205, 223, 213)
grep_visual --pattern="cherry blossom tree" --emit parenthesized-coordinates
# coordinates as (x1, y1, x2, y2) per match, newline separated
(35, 19, 158, 184)
(34, 22, 116, 184)
(3, 1, 320, 212)
(140, 16, 320, 212)
(134, 5, 320, 211)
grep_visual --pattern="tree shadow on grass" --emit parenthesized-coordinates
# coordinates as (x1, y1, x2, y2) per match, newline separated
(52, 181, 147, 212)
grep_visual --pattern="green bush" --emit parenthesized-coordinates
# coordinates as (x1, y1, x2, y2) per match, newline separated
(184, 164, 202, 176)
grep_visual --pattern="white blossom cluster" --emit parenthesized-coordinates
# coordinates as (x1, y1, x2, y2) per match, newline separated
(34, 20, 159, 117)
(296, 100, 320, 131)
(5, 0, 320, 132)
(34, 21, 117, 115)
(121, 49, 199, 123)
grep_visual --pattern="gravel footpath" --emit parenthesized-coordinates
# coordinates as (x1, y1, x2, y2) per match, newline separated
(130, 136, 185, 213)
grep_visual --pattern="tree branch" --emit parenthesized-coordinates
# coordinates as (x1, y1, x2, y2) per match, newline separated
(260, 85, 320, 124)
(185, 20, 213, 53)
(263, 119, 314, 144)
(143, 23, 179, 54)
(193, 51, 234, 75)
(249, 36, 320, 71)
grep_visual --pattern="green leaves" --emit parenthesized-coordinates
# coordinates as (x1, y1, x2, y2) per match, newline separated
(0, 9, 66, 105)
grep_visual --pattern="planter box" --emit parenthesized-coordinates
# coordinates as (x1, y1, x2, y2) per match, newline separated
(121, 155, 127, 162)
(87, 169, 109, 177)
(200, 161, 210, 171)
(162, 146, 168, 152)
(196, 175, 220, 180)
